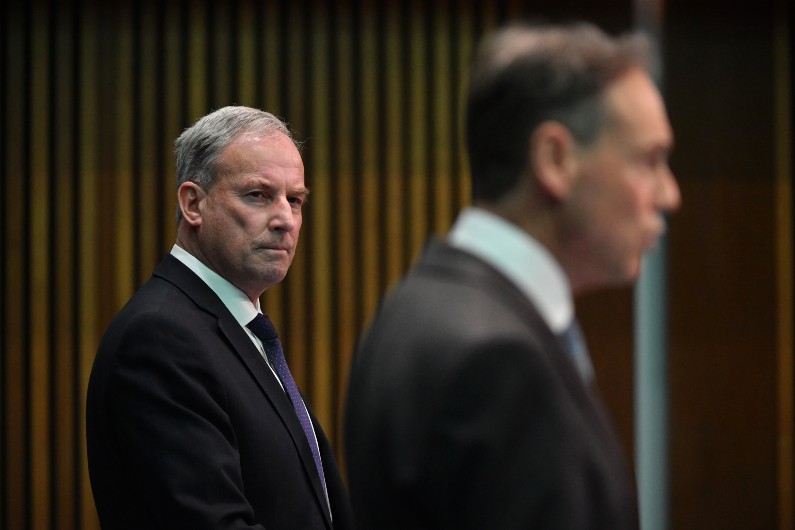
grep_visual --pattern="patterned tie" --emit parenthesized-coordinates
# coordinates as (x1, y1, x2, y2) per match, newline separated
(563, 318, 595, 383)
(247, 313, 328, 500)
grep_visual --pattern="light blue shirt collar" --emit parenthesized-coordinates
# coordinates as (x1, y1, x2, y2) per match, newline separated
(170, 244, 260, 327)
(169, 244, 328, 488)
(447, 207, 573, 334)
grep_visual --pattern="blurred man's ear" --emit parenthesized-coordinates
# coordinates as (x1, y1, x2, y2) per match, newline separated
(529, 121, 577, 201)
(177, 182, 206, 227)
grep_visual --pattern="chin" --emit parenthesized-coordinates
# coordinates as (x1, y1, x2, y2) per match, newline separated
(624, 260, 644, 283)
(261, 271, 287, 285)
(599, 262, 641, 289)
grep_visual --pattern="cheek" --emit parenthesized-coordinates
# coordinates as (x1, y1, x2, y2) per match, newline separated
(621, 179, 657, 224)
(613, 186, 645, 222)
(598, 173, 647, 219)
(575, 181, 643, 251)
(292, 215, 303, 238)
(576, 177, 627, 225)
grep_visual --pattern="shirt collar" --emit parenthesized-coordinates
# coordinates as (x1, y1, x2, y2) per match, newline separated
(170, 244, 260, 326)
(447, 207, 573, 333)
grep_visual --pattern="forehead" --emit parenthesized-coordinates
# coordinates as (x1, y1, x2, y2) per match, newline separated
(217, 131, 304, 179)
(600, 69, 673, 148)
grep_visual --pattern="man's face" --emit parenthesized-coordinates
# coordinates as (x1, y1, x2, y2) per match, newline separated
(565, 69, 681, 292)
(195, 131, 307, 301)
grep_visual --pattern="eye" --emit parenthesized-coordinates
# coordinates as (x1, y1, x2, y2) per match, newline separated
(643, 149, 669, 172)
(288, 196, 304, 209)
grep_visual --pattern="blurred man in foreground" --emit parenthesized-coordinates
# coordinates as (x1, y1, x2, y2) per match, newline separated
(345, 22, 680, 530)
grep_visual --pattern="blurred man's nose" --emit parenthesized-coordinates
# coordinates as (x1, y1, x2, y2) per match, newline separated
(659, 166, 682, 213)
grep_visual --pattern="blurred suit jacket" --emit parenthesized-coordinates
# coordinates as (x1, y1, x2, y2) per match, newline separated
(87, 254, 354, 530)
(345, 239, 638, 529)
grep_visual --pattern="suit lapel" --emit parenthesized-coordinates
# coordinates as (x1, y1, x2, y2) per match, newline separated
(153, 255, 334, 527)
(420, 240, 620, 446)
(216, 314, 334, 526)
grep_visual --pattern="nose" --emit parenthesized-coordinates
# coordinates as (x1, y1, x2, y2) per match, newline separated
(658, 166, 681, 213)
(268, 195, 297, 232)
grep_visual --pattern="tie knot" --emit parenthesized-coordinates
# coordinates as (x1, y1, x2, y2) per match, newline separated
(247, 313, 279, 341)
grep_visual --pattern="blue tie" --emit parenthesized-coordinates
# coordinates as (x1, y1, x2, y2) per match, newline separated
(247, 314, 328, 501)
(563, 319, 595, 383)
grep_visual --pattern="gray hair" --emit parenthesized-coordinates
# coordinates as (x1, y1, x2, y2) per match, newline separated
(174, 105, 300, 224)
(465, 22, 651, 202)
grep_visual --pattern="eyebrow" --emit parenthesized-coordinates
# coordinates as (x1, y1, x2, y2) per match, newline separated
(242, 175, 310, 197)
(290, 186, 311, 199)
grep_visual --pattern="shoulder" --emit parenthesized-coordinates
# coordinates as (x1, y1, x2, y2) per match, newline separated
(93, 274, 221, 376)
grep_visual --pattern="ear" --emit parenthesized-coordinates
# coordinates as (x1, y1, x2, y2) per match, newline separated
(177, 181, 206, 227)
(529, 121, 577, 201)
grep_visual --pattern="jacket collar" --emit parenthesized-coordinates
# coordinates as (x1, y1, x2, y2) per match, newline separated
(153, 254, 334, 526)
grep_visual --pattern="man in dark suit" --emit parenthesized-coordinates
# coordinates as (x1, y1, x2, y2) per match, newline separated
(344, 22, 681, 529)
(87, 106, 354, 529)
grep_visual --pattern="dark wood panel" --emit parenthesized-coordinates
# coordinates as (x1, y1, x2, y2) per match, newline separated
(579, 288, 637, 468)
(665, 0, 788, 528)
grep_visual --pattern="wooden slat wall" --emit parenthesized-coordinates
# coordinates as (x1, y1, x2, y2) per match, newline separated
(1, 1, 523, 528)
(4, 1, 791, 529)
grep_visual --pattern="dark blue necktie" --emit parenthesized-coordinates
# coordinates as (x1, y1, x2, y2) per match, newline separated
(563, 318, 595, 383)
(247, 313, 328, 501)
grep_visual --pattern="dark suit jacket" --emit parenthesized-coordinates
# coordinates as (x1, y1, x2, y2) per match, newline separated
(87, 255, 354, 530)
(344, 239, 638, 530)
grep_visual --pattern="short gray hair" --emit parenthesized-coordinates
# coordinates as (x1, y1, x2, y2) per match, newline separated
(174, 105, 300, 224)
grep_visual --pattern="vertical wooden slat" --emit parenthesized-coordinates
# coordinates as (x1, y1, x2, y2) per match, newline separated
(30, 2, 52, 527)
(187, 2, 208, 121)
(357, 1, 382, 322)
(1, 5, 6, 524)
(53, 3, 77, 527)
(407, 0, 430, 259)
(161, 0, 183, 250)
(209, 0, 233, 108)
(455, 1, 475, 212)
(78, 4, 101, 528)
(774, 1, 794, 527)
(136, 1, 162, 282)
(283, 0, 309, 387)
(332, 0, 358, 450)
(383, 0, 406, 285)
(474, 0, 500, 37)
(4, 4, 29, 527)
(0, 8, 5, 525)
(259, 2, 286, 329)
(432, 0, 454, 235)
(237, 0, 256, 106)
(309, 0, 334, 427)
(261, 1, 282, 114)
(113, 1, 136, 310)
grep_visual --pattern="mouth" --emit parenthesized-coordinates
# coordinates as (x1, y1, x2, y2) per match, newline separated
(644, 218, 667, 249)
(644, 228, 666, 251)
(259, 245, 290, 253)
